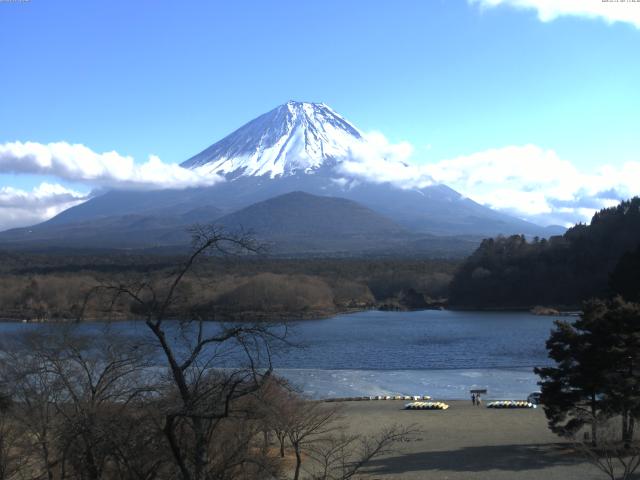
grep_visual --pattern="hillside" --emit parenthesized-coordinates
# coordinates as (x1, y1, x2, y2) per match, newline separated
(217, 191, 406, 236)
(0, 207, 223, 249)
(209, 191, 483, 256)
(449, 197, 640, 308)
(214, 191, 412, 254)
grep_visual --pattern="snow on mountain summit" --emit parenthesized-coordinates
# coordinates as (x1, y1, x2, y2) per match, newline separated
(181, 101, 366, 178)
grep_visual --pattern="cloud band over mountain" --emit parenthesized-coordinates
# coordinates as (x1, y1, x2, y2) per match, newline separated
(0, 141, 223, 190)
(0, 141, 225, 230)
(0, 183, 88, 231)
(338, 135, 640, 226)
(1, 135, 639, 231)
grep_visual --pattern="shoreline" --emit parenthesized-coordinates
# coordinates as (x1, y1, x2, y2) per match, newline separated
(0, 304, 579, 324)
(276, 366, 543, 401)
(447, 305, 581, 315)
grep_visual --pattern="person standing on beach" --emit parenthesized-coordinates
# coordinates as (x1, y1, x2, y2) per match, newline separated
(476, 394, 482, 407)
(471, 393, 476, 406)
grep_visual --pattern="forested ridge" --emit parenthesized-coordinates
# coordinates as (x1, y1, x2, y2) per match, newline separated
(449, 197, 640, 308)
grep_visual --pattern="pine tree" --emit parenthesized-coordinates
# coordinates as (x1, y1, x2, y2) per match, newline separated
(536, 298, 640, 446)
(610, 245, 640, 302)
(583, 298, 640, 448)
(535, 318, 606, 444)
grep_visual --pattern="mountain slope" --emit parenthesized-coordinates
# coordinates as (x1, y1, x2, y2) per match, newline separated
(216, 190, 405, 237)
(0, 205, 224, 249)
(182, 101, 363, 178)
(0, 192, 481, 257)
(213, 191, 478, 256)
(33, 175, 555, 238)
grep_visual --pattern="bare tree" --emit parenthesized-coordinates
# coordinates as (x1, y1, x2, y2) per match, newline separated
(45, 330, 152, 479)
(256, 385, 420, 480)
(101, 404, 170, 480)
(83, 225, 288, 480)
(1, 336, 63, 480)
(0, 328, 155, 480)
(251, 375, 298, 458)
(283, 399, 343, 480)
(575, 419, 640, 480)
(0, 393, 26, 480)
(305, 424, 420, 480)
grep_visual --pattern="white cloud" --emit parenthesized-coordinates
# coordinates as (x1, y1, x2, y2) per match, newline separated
(0, 141, 223, 190)
(469, 0, 640, 29)
(338, 132, 434, 187)
(0, 183, 88, 231)
(421, 145, 640, 225)
(338, 134, 640, 226)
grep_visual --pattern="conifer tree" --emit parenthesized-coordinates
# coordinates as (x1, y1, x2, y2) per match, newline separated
(535, 317, 606, 444)
(536, 298, 640, 446)
(610, 245, 640, 302)
(583, 298, 640, 448)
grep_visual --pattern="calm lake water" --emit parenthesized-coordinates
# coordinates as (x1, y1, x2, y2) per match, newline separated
(0, 310, 561, 399)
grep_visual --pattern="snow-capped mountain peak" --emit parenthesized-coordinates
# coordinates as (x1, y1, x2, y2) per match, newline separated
(181, 101, 365, 178)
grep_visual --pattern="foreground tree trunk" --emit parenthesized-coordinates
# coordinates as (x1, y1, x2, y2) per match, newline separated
(591, 394, 599, 447)
(193, 418, 208, 480)
(293, 445, 302, 480)
(622, 410, 635, 449)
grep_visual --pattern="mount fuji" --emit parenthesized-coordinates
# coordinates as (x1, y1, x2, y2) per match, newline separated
(0, 101, 563, 255)
(182, 101, 364, 178)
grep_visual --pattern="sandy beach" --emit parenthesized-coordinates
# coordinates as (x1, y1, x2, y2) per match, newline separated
(334, 400, 603, 480)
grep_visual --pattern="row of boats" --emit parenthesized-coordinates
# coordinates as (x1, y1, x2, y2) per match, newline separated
(404, 401, 450, 410)
(323, 396, 536, 409)
(324, 394, 432, 402)
(486, 400, 537, 409)
(404, 399, 537, 410)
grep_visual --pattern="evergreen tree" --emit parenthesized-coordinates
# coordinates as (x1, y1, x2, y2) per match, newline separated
(535, 317, 606, 444)
(610, 245, 640, 302)
(536, 298, 640, 446)
(450, 197, 640, 308)
(583, 298, 640, 448)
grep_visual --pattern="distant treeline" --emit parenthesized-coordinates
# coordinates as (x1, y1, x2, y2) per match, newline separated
(449, 197, 640, 308)
(0, 256, 457, 321)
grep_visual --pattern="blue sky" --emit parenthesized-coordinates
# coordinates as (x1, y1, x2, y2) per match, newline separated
(1, 0, 639, 229)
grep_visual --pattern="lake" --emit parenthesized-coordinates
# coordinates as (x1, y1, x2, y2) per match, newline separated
(275, 309, 558, 399)
(0, 310, 561, 400)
